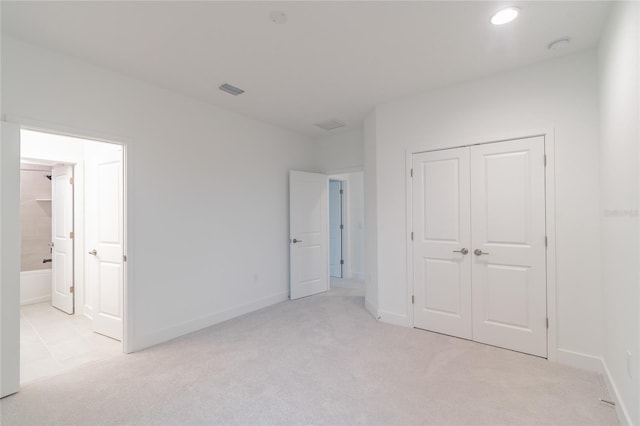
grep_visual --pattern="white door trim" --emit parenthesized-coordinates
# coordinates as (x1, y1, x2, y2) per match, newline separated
(1, 121, 21, 398)
(406, 127, 557, 361)
(4, 115, 134, 355)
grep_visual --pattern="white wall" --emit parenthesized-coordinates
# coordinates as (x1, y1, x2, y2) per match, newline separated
(314, 127, 363, 174)
(598, 2, 640, 424)
(363, 112, 379, 317)
(0, 122, 21, 397)
(2, 36, 317, 351)
(365, 51, 603, 364)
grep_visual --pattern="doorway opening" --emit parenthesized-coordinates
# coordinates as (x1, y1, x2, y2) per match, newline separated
(328, 179, 345, 279)
(19, 128, 126, 384)
(327, 172, 365, 291)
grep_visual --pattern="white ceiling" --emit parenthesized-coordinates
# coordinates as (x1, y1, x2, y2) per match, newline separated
(1, 1, 611, 138)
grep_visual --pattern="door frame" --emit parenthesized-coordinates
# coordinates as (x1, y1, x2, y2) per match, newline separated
(4, 115, 134, 356)
(405, 128, 557, 361)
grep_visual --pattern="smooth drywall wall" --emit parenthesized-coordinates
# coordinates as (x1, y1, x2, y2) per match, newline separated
(598, 2, 640, 423)
(314, 127, 364, 174)
(0, 122, 21, 397)
(1, 37, 316, 350)
(366, 50, 603, 363)
(363, 111, 378, 317)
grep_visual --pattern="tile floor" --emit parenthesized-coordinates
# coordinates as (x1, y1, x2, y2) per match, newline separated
(20, 302, 122, 384)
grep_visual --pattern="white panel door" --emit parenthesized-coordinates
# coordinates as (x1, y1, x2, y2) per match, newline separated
(470, 137, 547, 357)
(290, 171, 328, 300)
(51, 164, 74, 314)
(86, 143, 124, 341)
(328, 180, 343, 278)
(413, 148, 472, 339)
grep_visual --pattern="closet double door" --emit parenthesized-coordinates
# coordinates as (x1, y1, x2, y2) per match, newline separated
(412, 137, 547, 357)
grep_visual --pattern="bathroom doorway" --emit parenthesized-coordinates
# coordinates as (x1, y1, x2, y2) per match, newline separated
(327, 172, 365, 290)
(19, 128, 126, 384)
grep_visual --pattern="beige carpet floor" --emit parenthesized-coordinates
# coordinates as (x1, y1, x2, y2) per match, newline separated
(1, 287, 618, 425)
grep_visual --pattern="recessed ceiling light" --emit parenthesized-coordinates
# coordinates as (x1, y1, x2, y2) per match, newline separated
(315, 119, 346, 131)
(219, 83, 245, 96)
(269, 11, 287, 24)
(491, 7, 520, 25)
(548, 38, 571, 50)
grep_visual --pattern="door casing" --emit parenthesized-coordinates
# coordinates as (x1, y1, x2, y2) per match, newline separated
(406, 128, 557, 361)
(5, 115, 133, 355)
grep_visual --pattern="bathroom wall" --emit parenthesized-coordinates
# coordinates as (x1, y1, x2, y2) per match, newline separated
(20, 163, 52, 272)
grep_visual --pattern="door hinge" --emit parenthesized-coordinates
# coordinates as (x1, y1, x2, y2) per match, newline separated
(340, 224, 344, 230)
(411, 231, 414, 241)
(340, 259, 344, 265)
(123, 255, 127, 262)
(545, 236, 548, 247)
(412, 295, 415, 304)
(546, 317, 549, 329)
(69, 231, 74, 239)
(544, 155, 547, 167)
(69, 177, 74, 185)
(410, 168, 413, 178)
(339, 189, 343, 195)
(70, 285, 74, 294)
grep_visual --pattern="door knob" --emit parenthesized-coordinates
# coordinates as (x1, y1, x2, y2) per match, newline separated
(292, 239, 302, 243)
(88, 249, 97, 256)
(474, 249, 489, 256)
(453, 248, 469, 255)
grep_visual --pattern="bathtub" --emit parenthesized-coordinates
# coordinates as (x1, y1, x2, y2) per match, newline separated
(21, 270, 51, 305)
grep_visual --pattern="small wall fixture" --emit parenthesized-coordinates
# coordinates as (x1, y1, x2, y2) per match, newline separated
(491, 7, 519, 25)
(219, 83, 245, 96)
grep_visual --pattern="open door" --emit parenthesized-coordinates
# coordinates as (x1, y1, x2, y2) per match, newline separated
(289, 171, 329, 300)
(86, 143, 124, 341)
(51, 164, 75, 314)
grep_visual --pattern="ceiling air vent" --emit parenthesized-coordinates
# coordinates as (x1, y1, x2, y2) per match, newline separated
(218, 83, 245, 96)
(314, 119, 346, 131)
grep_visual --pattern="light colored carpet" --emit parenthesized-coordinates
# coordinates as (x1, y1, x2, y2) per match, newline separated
(1, 287, 618, 425)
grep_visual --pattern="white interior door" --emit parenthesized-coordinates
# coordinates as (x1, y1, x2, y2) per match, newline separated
(329, 180, 343, 278)
(86, 143, 124, 341)
(289, 171, 328, 300)
(51, 164, 74, 314)
(412, 148, 472, 339)
(470, 137, 547, 357)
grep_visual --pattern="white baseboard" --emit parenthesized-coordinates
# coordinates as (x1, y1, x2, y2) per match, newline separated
(556, 348, 603, 373)
(365, 298, 378, 319)
(602, 359, 633, 426)
(555, 349, 632, 425)
(377, 310, 410, 327)
(135, 291, 289, 351)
